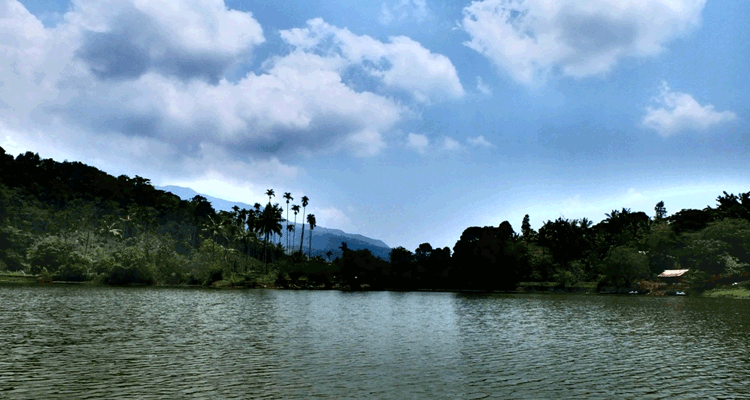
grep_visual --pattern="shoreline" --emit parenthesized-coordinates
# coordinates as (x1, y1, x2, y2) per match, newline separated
(4, 278, 749, 299)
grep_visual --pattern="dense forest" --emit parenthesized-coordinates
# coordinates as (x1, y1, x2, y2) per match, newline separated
(1, 146, 749, 292)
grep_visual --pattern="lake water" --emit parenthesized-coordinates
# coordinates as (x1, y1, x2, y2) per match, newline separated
(1, 286, 749, 399)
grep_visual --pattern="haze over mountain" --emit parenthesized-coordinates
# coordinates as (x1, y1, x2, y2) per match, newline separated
(158, 185, 392, 259)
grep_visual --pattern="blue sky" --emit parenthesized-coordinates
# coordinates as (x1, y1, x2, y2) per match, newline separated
(1, 0, 748, 251)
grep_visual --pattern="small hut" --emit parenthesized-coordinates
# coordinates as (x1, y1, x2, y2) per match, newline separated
(658, 269, 689, 285)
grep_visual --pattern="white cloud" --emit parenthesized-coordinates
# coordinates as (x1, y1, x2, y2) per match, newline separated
(443, 137, 462, 151)
(70, 0, 264, 83)
(2, 0, 457, 192)
(281, 18, 464, 103)
(467, 135, 494, 148)
(642, 82, 737, 137)
(476, 76, 492, 96)
(378, 3, 394, 25)
(461, 0, 707, 84)
(346, 129, 387, 157)
(379, 0, 431, 25)
(316, 207, 353, 231)
(406, 132, 430, 154)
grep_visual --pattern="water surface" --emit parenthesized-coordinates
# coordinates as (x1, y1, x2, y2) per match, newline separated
(1, 287, 749, 399)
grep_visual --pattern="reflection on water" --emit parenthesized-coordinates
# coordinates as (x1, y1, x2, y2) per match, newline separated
(1, 287, 749, 399)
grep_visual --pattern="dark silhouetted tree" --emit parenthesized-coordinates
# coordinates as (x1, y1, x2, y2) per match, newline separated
(307, 213, 316, 257)
(654, 201, 667, 220)
(283, 192, 293, 250)
(299, 196, 309, 253)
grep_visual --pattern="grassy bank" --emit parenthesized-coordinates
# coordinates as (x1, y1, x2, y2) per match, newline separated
(700, 285, 750, 299)
(0, 272, 39, 284)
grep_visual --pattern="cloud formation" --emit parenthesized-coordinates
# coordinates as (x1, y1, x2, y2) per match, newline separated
(642, 82, 736, 137)
(406, 132, 430, 154)
(73, 0, 264, 83)
(461, 0, 707, 84)
(281, 18, 464, 103)
(316, 207, 354, 231)
(442, 137, 462, 151)
(467, 135, 494, 148)
(378, 0, 431, 25)
(0, 1, 464, 191)
(476, 76, 492, 96)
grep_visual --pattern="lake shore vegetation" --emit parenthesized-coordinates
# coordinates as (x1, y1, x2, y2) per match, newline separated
(1, 147, 749, 296)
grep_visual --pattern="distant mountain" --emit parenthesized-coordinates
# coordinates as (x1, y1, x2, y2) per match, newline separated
(158, 185, 257, 214)
(157, 185, 391, 259)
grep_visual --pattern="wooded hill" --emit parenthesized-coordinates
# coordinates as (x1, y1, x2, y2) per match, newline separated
(1, 146, 749, 291)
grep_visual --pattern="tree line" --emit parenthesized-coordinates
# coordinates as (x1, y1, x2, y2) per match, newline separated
(1, 146, 749, 291)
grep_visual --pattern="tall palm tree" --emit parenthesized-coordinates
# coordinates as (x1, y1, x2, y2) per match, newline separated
(283, 192, 293, 250)
(259, 202, 283, 269)
(578, 217, 592, 230)
(287, 224, 295, 254)
(202, 215, 225, 261)
(299, 196, 309, 253)
(264, 190, 276, 243)
(291, 204, 300, 253)
(306, 214, 316, 258)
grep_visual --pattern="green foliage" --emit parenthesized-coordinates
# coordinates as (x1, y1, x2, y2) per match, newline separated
(553, 260, 584, 287)
(54, 263, 89, 282)
(27, 236, 78, 274)
(696, 218, 750, 267)
(92, 255, 116, 274)
(521, 214, 534, 239)
(203, 261, 224, 285)
(669, 209, 712, 234)
(598, 246, 650, 288)
(640, 222, 680, 274)
(452, 223, 525, 289)
(108, 246, 155, 285)
(537, 218, 591, 268)
(0, 225, 34, 271)
(681, 238, 732, 276)
(285, 258, 334, 285)
(683, 269, 711, 289)
(654, 201, 667, 220)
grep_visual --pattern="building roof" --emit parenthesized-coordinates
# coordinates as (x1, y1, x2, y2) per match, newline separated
(658, 269, 689, 278)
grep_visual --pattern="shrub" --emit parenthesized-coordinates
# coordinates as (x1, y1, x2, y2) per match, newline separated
(0, 226, 34, 271)
(203, 261, 224, 285)
(108, 246, 155, 285)
(92, 256, 116, 274)
(27, 236, 77, 273)
(54, 263, 88, 282)
(598, 246, 650, 289)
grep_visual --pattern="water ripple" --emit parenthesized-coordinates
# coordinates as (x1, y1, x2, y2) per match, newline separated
(1, 287, 750, 399)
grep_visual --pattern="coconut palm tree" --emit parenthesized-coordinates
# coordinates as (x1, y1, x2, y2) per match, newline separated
(299, 196, 309, 253)
(101, 222, 122, 239)
(286, 224, 295, 254)
(237, 227, 253, 273)
(264, 191, 276, 243)
(202, 215, 225, 261)
(291, 204, 300, 252)
(259, 203, 283, 269)
(283, 192, 293, 250)
(307, 213, 316, 258)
